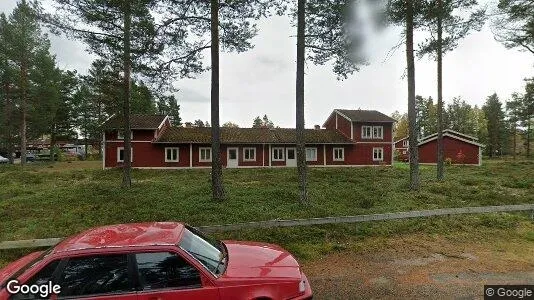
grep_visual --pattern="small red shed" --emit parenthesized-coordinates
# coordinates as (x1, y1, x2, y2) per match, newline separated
(418, 130, 483, 166)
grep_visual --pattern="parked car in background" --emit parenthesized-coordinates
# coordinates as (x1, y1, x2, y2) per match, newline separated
(0, 155, 8, 164)
(0, 222, 313, 300)
(25, 153, 36, 162)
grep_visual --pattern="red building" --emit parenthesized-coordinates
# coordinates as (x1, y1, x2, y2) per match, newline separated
(102, 109, 396, 169)
(394, 130, 483, 165)
(394, 137, 409, 161)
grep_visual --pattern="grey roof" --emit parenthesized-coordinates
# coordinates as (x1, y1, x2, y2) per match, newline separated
(336, 109, 397, 123)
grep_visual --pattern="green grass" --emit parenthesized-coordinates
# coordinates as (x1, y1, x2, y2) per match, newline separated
(1, 159, 533, 266)
(0, 160, 533, 242)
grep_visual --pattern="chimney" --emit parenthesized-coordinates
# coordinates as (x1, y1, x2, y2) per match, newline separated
(314, 125, 321, 130)
(185, 122, 192, 128)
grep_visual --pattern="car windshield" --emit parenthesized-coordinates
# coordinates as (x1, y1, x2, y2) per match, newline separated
(179, 226, 226, 276)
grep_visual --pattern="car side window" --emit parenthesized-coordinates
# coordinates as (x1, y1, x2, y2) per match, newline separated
(135, 252, 201, 291)
(57, 254, 131, 298)
(10, 260, 60, 300)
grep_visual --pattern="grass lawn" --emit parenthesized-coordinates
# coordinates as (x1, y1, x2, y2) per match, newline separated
(1, 159, 533, 266)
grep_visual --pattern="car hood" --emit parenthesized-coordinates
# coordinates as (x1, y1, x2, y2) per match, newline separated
(0, 251, 43, 288)
(220, 240, 301, 280)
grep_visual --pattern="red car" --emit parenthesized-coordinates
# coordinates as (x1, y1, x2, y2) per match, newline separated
(0, 222, 312, 300)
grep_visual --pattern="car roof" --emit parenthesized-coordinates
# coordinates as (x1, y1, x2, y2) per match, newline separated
(51, 222, 185, 254)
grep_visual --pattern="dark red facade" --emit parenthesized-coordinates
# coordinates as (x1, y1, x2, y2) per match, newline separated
(394, 137, 409, 161)
(104, 110, 396, 169)
(418, 135, 481, 165)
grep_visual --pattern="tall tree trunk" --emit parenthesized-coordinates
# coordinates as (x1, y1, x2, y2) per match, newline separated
(211, 0, 225, 201)
(527, 120, 531, 158)
(436, 0, 444, 180)
(3, 81, 14, 164)
(20, 59, 28, 166)
(406, 0, 420, 190)
(50, 129, 56, 162)
(513, 124, 516, 159)
(296, 0, 308, 204)
(122, 1, 132, 188)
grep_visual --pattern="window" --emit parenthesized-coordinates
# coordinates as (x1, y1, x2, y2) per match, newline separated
(287, 148, 296, 160)
(373, 126, 383, 139)
(117, 130, 133, 140)
(362, 126, 383, 139)
(362, 126, 372, 139)
(199, 147, 212, 162)
(402, 140, 409, 147)
(117, 147, 133, 163)
(179, 227, 225, 275)
(228, 148, 237, 160)
(58, 255, 131, 297)
(272, 148, 284, 161)
(243, 148, 256, 161)
(333, 148, 344, 161)
(11, 261, 61, 300)
(373, 147, 384, 161)
(306, 148, 317, 161)
(165, 147, 179, 162)
(135, 252, 201, 291)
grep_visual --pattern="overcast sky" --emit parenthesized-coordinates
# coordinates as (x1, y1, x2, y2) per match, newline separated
(1, 0, 533, 128)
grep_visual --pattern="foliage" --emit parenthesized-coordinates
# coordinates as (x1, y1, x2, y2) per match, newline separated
(156, 95, 181, 126)
(494, 0, 534, 54)
(0, 0, 67, 164)
(302, 0, 366, 79)
(222, 122, 239, 128)
(392, 111, 409, 140)
(415, 95, 437, 137)
(483, 93, 507, 157)
(252, 115, 275, 128)
(416, 0, 485, 59)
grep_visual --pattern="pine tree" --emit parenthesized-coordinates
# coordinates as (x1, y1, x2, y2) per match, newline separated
(293, 0, 366, 203)
(418, 0, 484, 180)
(483, 93, 506, 158)
(161, 0, 280, 201)
(48, 0, 166, 187)
(1, 1, 60, 165)
(494, 0, 534, 55)
(387, 0, 423, 190)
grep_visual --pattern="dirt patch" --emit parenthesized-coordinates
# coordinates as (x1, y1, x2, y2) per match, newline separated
(303, 234, 534, 299)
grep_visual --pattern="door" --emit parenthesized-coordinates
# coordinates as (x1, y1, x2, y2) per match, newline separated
(135, 252, 219, 300)
(227, 148, 238, 168)
(286, 148, 297, 167)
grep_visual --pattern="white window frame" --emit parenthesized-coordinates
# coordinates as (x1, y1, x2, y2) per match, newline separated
(199, 147, 212, 162)
(361, 126, 373, 139)
(306, 147, 318, 162)
(165, 147, 179, 162)
(373, 147, 384, 161)
(117, 147, 133, 163)
(373, 126, 384, 139)
(362, 126, 384, 139)
(117, 130, 133, 140)
(243, 147, 256, 162)
(402, 140, 408, 147)
(272, 147, 284, 161)
(333, 147, 344, 161)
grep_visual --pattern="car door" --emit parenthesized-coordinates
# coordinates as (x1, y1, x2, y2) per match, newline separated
(134, 252, 219, 300)
(55, 254, 138, 300)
